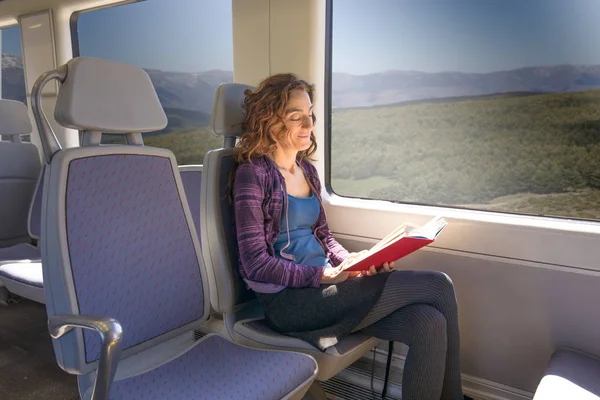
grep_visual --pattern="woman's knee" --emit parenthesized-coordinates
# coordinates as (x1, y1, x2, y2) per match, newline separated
(429, 270, 453, 284)
(424, 270, 455, 294)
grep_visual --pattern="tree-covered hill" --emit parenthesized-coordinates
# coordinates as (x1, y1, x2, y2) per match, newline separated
(330, 90, 600, 219)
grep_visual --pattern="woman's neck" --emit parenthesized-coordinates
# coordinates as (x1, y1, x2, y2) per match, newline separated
(271, 147, 299, 174)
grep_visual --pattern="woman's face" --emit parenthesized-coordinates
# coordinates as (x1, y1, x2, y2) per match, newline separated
(277, 89, 314, 152)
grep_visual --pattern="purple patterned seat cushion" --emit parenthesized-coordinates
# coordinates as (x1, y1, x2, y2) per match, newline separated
(65, 155, 205, 362)
(0, 262, 43, 288)
(107, 335, 315, 400)
(0, 243, 40, 263)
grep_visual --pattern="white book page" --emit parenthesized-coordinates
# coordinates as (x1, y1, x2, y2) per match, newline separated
(407, 216, 447, 240)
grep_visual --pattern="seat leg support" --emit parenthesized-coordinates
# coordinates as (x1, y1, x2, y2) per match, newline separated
(382, 341, 394, 399)
(304, 381, 328, 400)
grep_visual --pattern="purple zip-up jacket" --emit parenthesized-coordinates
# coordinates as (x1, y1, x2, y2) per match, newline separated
(233, 155, 350, 291)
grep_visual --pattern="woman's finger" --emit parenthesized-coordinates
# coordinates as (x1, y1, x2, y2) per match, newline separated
(369, 265, 377, 275)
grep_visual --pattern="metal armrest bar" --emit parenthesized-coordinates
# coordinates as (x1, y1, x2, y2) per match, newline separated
(48, 315, 123, 400)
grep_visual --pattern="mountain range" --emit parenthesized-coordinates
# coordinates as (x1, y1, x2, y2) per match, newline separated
(4, 54, 600, 111)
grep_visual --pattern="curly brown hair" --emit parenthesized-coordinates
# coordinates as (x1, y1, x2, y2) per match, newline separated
(235, 73, 317, 163)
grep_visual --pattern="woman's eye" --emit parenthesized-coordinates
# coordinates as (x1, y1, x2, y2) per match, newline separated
(288, 114, 312, 123)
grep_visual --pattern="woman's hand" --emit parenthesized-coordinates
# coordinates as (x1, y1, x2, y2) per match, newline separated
(348, 261, 395, 278)
(321, 265, 350, 284)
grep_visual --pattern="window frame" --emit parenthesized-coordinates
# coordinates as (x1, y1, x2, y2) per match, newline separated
(323, 0, 600, 230)
(69, 0, 144, 57)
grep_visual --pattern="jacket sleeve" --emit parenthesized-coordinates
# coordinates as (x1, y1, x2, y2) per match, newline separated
(321, 226, 351, 267)
(233, 163, 324, 288)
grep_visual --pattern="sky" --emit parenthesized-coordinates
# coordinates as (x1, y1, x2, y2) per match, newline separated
(3, 0, 600, 75)
(333, 0, 600, 74)
(2, 25, 21, 55)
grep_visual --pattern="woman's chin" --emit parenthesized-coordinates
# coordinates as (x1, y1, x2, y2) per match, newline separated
(296, 138, 312, 151)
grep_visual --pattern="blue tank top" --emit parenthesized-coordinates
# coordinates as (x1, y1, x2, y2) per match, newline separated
(274, 193, 329, 267)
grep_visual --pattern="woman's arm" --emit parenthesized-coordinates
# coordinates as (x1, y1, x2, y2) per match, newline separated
(234, 163, 325, 288)
(318, 218, 351, 267)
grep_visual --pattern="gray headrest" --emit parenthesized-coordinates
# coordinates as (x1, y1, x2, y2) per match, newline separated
(0, 100, 32, 140)
(210, 83, 254, 137)
(54, 57, 167, 133)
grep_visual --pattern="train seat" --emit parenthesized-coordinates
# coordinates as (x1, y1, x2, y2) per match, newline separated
(0, 100, 44, 303)
(0, 163, 44, 265)
(199, 83, 380, 386)
(0, 243, 40, 263)
(533, 348, 600, 400)
(31, 56, 316, 400)
(0, 99, 40, 249)
(0, 164, 200, 306)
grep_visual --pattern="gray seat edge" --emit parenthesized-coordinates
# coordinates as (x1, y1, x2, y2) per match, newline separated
(534, 348, 600, 399)
(0, 271, 45, 304)
(235, 317, 378, 356)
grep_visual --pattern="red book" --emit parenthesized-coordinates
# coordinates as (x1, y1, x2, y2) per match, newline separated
(342, 216, 448, 272)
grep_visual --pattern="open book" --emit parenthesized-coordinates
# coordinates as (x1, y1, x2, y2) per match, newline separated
(341, 216, 448, 272)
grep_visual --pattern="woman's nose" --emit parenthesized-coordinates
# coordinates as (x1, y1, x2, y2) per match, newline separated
(302, 116, 313, 129)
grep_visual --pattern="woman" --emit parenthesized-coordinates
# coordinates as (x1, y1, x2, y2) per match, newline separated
(232, 73, 469, 400)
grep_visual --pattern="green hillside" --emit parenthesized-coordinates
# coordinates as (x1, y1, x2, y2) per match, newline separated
(149, 107, 211, 136)
(106, 90, 600, 220)
(331, 90, 600, 220)
(145, 125, 221, 165)
(145, 108, 220, 165)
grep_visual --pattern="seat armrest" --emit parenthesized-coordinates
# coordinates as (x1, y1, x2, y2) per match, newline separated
(48, 315, 123, 400)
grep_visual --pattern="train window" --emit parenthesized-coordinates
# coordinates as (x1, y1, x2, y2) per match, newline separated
(2, 25, 26, 104)
(2, 25, 28, 142)
(328, 0, 600, 221)
(73, 0, 233, 163)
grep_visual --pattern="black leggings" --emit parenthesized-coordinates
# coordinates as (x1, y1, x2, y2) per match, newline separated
(352, 270, 464, 400)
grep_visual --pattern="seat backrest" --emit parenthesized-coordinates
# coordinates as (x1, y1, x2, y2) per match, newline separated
(35, 57, 210, 375)
(179, 165, 203, 241)
(0, 99, 40, 247)
(201, 83, 256, 314)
